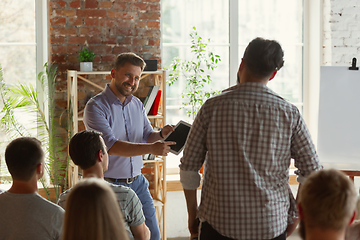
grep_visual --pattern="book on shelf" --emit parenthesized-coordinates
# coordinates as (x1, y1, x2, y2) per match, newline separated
(148, 90, 162, 115)
(143, 85, 160, 115)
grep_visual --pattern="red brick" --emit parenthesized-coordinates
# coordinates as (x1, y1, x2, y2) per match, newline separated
(137, 29, 160, 38)
(148, 39, 160, 46)
(52, 54, 67, 63)
(51, 45, 67, 54)
(102, 36, 117, 45)
(102, 54, 117, 62)
(133, 38, 148, 46)
(132, 20, 146, 28)
(68, 17, 83, 26)
(147, 21, 160, 29)
(85, 0, 98, 8)
(84, 18, 99, 26)
(77, 9, 107, 18)
(118, 36, 132, 44)
(68, 36, 86, 44)
(54, 9, 76, 17)
(128, 2, 147, 11)
(69, 0, 81, 8)
(87, 36, 102, 44)
(147, 3, 160, 11)
(51, 27, 77, 36)
(113, 2, 127, 10)
(68, 54, 79, 63)
(67, 45, 81, 54)
(139, 12, 160, 21)
(113, 46, 132, 54)
(51, 0, 66, 9)
(100, 19, 116, 27)
(89, 45, 112, 54)
(99, 1, 113, 9)
(117, 28, 138, 37)
(93, 55, 101, 63)
(50, 36, 66, 44)
(51, 17, 66, 26)
(121, 12, 137, 20)
(108, 10, 121, 19)
(117, 19, 132, 28)
(80, 27, 103, 36)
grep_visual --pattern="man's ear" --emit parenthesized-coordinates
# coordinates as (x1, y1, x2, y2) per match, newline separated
(110, 68, 116, 79)
(298, 203, 304, 220)
(36, 163, 44, 179)
(269, 71, 277, 81)
(349, 210, 357, 226)
(97, 149, 104, 163)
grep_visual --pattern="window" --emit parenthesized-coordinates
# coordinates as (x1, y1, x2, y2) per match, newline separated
(162, 0, 304, 170)
(0, 0, 47, 184)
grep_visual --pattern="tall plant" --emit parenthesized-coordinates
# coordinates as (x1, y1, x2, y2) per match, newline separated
(0, 63, 69, 201)
(167, 26, 221, 119)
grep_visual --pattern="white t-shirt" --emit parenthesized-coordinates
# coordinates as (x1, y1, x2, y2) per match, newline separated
(0, 191, 64, 240)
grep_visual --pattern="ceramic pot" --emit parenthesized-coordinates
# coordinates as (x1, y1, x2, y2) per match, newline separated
(80, 62, 93, 72)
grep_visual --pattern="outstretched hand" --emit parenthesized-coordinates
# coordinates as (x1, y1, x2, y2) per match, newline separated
(151, 140, 176, 156)
(161, 124, 175, 138)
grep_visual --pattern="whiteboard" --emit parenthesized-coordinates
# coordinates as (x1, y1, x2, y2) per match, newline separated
(318, 66, 360, 169)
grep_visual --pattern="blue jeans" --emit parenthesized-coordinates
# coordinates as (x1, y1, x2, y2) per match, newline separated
(111, 174, 160, 240)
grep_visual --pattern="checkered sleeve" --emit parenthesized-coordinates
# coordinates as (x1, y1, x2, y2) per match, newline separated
(291, 111, 322, 177)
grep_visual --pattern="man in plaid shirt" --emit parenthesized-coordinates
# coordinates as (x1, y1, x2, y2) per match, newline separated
(179, 37, 322, 240)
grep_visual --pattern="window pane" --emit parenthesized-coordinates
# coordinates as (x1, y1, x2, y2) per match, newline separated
(0, 0, 36, 43)
(238, 0, 303, 106)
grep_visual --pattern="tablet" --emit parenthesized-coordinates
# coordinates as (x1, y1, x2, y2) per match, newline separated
(164, 120, 192, 155)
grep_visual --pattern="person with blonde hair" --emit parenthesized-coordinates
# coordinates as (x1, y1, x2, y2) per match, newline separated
(62, 178, 130, 240)
(298, 169, 357, 240)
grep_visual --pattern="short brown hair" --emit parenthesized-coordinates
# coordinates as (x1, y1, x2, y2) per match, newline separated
(5, 137, 44, 181)
(299, 169, 357, 230)
(114, 52, 146, 71)
(242, 37, 284, 79)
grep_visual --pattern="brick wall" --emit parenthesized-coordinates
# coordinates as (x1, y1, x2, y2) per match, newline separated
(49, 0, 161, 186)
(323, 0, 360, 66)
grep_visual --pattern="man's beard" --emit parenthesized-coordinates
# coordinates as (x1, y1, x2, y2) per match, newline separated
(115, 82, 136, 97)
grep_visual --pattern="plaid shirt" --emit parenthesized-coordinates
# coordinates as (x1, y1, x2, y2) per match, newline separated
(180, 82, 322, 239)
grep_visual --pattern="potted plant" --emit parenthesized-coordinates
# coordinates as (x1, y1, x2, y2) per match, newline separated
(166, 26, 221, 120)
(77, 47, 95, 72)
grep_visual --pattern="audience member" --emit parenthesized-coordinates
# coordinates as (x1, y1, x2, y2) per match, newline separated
(58, 130, 149, 240)
(180, 37, 322, 240)
(0, 137, 64, 240)
(345, 196, 360, 240)
(62, 177, 130, 240)
(298, 169, 357, 240)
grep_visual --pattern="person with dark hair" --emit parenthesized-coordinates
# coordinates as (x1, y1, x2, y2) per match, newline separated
(83, 52, 175, 240)
(298, 169, 357, 240)
(0, 137, 64, 240)
(58, 130, 150, 240)
(180, 37, 322, 240)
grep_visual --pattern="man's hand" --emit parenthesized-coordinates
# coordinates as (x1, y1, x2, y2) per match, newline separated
(188, 217, 200, 239)
(150, 140, 176, 156)
(160, 124, 175, 138)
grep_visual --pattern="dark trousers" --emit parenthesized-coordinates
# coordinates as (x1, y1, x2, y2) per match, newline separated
(199, 221, 286, 240)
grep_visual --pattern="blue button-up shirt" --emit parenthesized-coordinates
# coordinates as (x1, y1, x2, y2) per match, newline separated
(83, 84, 154, 178)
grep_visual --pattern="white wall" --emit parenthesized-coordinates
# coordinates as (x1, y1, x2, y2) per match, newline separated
(323, 0, 360, 66)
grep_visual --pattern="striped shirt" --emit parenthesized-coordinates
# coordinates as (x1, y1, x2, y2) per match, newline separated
(180, 82, 322, 239)
(58, 181, 145, 239)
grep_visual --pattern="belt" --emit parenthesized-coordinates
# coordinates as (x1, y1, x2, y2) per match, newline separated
(104, 175, 139, 184)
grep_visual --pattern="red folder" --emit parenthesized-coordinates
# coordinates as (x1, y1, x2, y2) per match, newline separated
(148, 90, 161, 115)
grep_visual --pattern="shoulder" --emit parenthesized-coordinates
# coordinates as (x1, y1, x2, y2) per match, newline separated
(34, 194, 65, 214)
(108, 183, 139, 202)
(57, 188, 72, 209)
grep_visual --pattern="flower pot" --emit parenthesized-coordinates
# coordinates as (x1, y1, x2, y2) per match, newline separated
(80, 62, 93, 72)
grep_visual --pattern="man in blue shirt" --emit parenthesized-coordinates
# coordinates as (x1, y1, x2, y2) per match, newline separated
(83, 52, 174, 240)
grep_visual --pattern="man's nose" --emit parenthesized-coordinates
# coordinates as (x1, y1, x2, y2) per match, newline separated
(128, 76, 136, 85)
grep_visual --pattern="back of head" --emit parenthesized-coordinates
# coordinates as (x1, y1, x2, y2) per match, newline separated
(114, 52, 146, 71)
(69, 130, 104, 170)
(5, 137, 44, 181)
(299, 169, 357, 231)
(62, 178, 129, 240)
(242, 37, 284, 79)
